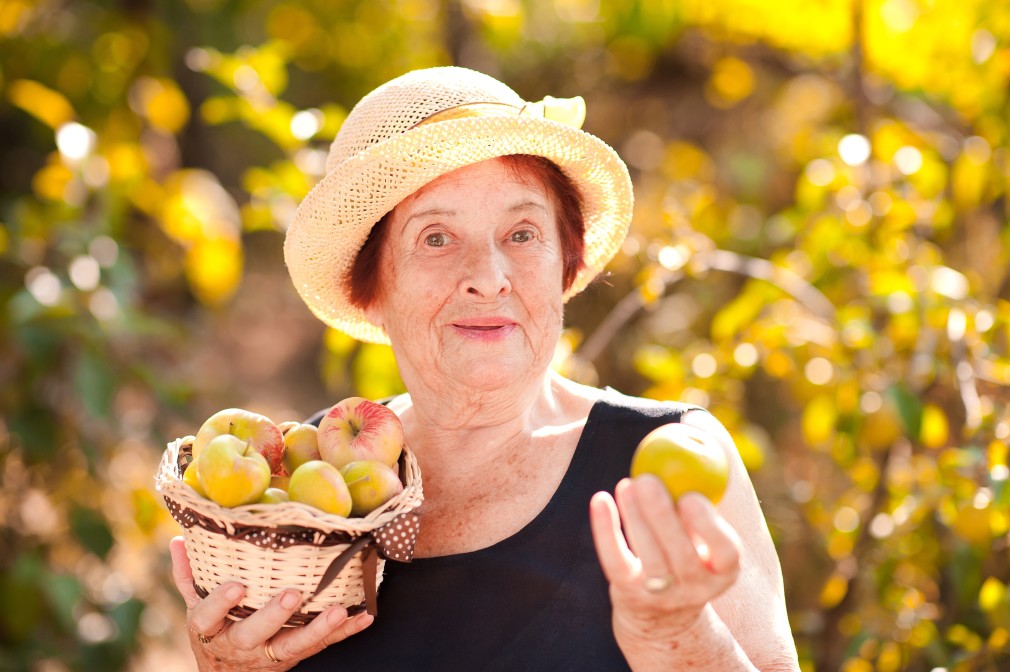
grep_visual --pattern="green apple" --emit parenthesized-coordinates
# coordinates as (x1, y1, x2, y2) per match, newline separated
(197, 434, 272, 508)
(282, 423, 321, 475)
(192, 408, 285, 475)
(630, 423, 729, 504)
(288, 460, 352, 516)
(318, 397, 403, 469)
(340, 460, 404, 517)
(258, 487, 290, 504)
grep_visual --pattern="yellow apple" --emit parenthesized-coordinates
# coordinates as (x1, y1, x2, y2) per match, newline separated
(197, 434, 272, 508)
(282, 423, 321, 475)
(318, 397, 403, 469)
(192, 408, 285, 475)
(630, 423, 729, 504)
(288, 460, 352, 516)
(340, 460, 404, 517)
(182, 459, 207, 498)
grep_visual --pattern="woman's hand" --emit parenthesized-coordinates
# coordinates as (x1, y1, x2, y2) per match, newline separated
(589, 476, 743, 660)
(170, 537, 374, 671)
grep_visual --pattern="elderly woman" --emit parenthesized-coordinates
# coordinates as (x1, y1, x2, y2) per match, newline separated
(170, 67, 799, 671)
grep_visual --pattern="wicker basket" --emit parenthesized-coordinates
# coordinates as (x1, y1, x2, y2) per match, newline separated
(156, 436, 423, 625)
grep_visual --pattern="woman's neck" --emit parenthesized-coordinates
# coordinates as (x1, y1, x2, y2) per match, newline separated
(389, 370, 598, 468)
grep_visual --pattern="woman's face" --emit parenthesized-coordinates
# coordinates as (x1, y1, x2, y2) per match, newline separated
(365, 157, 565, 395)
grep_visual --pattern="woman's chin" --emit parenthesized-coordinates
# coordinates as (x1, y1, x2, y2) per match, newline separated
(448, 356, 539, 392)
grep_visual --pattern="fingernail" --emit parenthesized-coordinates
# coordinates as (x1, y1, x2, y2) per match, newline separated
(281, 590, 301, 609)
(225, 584, 244, 601)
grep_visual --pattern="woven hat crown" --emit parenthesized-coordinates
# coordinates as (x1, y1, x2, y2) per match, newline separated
(325, 67, 525, 174)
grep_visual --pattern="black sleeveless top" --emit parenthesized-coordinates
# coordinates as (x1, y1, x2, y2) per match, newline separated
(296, 392, 698, 671)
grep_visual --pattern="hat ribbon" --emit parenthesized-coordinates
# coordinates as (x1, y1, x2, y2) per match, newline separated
(412, 95, 587, 130)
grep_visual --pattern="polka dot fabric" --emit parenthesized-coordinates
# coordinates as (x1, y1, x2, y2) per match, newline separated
(155, 437, 423, 623)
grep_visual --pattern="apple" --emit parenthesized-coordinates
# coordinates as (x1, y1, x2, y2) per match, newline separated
(258, 487, 290, 504)
(182, 459, 207, 498)
(340, 460, 404, 517)
(288, 460, 352, 516)
(270, 474, 290, 491)
(630, 423, 729, 504)
(197, 434, 272, 508)
(318, 397, 403, 469)
(192, 408, 285, 475)
(282, 423, 321, 475)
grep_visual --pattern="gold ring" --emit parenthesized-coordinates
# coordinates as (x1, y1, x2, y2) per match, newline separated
(642, 574, 675, 593)
(264, 639, 282, 663)
(190, 627, 218, 644)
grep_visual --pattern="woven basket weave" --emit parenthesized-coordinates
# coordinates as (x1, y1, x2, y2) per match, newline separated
(156, 436, 423, 625)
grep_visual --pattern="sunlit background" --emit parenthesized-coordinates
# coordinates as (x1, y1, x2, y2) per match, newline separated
(1, 1, 1009, 670)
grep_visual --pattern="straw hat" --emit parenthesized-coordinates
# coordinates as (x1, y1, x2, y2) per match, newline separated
(284, 66, 633, 344)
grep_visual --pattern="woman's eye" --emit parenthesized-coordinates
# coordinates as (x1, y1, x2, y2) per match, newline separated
(424, 232, 449, 247)
(511, 229, 534, 243)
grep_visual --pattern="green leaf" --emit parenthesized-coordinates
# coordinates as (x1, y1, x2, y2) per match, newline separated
(69, 506, 115, 560)
(41, 572, 83, 633)
(0, 555, 43, 643)
(887, 384, 923, 440)
(73, 348, 117, 418)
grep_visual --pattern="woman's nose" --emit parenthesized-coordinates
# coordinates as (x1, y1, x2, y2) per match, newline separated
(460, 244, 511, 299)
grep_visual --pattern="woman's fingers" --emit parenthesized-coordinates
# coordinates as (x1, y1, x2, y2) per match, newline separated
(188, 581, 246, 642)
(225, 589, 304, 651)
(589, 490, 636, 584)
(678, 493, 742, 577)
(169, 536, 200, 609)
(276, 608, 375, 661)
(613, 478, 668, 581)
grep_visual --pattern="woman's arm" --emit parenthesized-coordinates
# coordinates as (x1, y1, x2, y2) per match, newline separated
(589, 409, 799, 671)
(169, 537, 374, 671)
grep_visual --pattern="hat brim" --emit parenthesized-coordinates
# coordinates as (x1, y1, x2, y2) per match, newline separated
(284, 115, 633, 345)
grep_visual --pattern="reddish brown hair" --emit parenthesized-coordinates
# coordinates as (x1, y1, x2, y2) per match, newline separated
(347, 155, 586, 310)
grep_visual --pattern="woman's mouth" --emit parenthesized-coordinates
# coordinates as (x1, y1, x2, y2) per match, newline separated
(451, 318, 517, 338)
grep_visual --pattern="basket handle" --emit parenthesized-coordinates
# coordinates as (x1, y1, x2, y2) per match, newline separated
(311, 536, 379, 616)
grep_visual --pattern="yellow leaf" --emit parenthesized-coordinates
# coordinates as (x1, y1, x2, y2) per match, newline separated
(705, 57, 754, 109)
(184, 237, 242, 306)
(802, 394, 837, 447)
(953, 502, 992, 546)
(734, 426, 767, 472)
(919, 403, 949, 448)
(8, 79, 74, 128)
(352, 343, 405, 399)
(876, 641, 903, 672)
(31, 163, 74, 201)
(819, 571, 849, 609)
(134, 77, 190, 134)
(979, 577, 1006, 613)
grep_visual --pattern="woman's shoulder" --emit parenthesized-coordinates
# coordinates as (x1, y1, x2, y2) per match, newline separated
(593, 386, 707, 423)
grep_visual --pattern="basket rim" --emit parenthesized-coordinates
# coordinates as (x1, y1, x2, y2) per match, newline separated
(156, 436, 423, 535)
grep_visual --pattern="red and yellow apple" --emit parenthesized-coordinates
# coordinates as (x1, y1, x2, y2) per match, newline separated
(288, 460, 352, 516)
(197, 434, 272, 508)
(630, 423, 729, 504)
(318, 397, 403, 469)
(192, 408, 284, 475)
(340, 460, 404, 517)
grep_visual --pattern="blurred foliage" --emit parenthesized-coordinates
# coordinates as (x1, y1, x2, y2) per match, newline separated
(1, 0, 1008, 670)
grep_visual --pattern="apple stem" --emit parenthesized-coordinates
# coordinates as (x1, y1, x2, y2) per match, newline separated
(343, 475, 371, 487)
